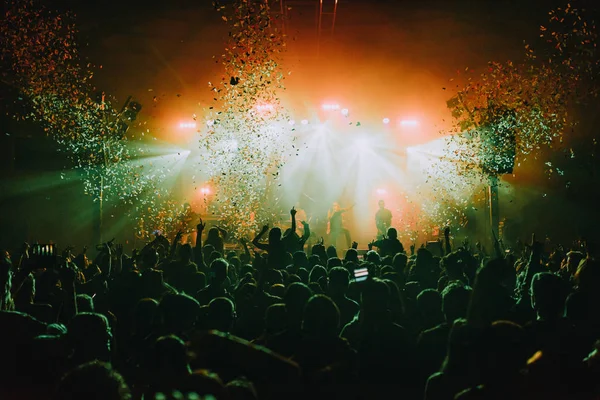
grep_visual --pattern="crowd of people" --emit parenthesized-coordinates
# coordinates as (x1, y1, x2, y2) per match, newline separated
(1, 207, 599, 400)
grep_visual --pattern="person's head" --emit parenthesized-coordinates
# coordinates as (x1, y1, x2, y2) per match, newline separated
(268, 227, 282, 244)
(76, 294, 95, 313)
(530, 272, 568, 320)
(55, 361, 130, 400)
(328, 267, 350, 295)
(297, 268, 309, 284)
(207, 297, 236, 333)
(292, 251, 308, 268)
(159, 293, 201, 335)
(68, 313, 112, 364)
(226, 377, 258, 400)
(566, 251, 584, 275)
(283, 282, 313, 327)
(332, 202, 340, 212)
(202, 244, 215, 259)
(133, 298, 159, 334)
(270, 283, 286, 298)
(151, 335, 190, 378)
(361, 278, 390, 314)
(178, 243, 193, 263)
(140, 249, 158, 270)
(365, 250, 381, 264)
(344, 248, 359, 264)
(302, 294, 340, 337)
(416, 247, 434, 266)
(327, 257, 342, 270)
(207, 227, 221, 241)
(309, 265, 327, 283)
(467, 258, 514, 325)
(416, 289, 444, 327)
(403, 281, 422, 301)
(264, 303, 287, 335)
(210, 258, 229, 285)
(378, 199, 385, 209)
(308, 254, 321, 268)
(386, 227, 398, 239)
(442, 252, 464, 279)
(326, 246, 338, 259)
(441, 283, 472, 324)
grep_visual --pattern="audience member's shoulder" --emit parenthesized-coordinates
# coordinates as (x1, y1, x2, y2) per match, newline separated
(455, 385, 486, 400)
(0, 310, 47, 337)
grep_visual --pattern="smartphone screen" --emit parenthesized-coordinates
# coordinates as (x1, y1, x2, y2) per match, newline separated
(353, 267, 368, 282)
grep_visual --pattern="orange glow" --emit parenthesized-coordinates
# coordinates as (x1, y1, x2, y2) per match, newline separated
(400, 119, 419, 127)
(322, 103, 341, 111)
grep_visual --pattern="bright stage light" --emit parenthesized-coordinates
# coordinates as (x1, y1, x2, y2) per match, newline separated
(301, 119, 309, 125)
(179, 122, 197, 129)
(376, 188, 388, 195)
(354, 137, 370, 149)
(199, 186, 211, 195)
(322, 103, 341, 111)
(341, 108, 349, 117)
(400, 119, 419, 127)
(383, 118, 390, 124)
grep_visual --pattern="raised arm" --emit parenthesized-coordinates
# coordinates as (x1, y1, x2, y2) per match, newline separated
(283, 207, 297, 239)
(252, 225, 270, 251)
(239, 237, 252, 262)
(299, 221, 310, 247)
(444, 227, 452, 256)
(169, 230, 183, 260)
(194, 219, 206, 269)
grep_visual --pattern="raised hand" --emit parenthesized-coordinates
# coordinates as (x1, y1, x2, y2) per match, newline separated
(174, 230, 184, 243)
(197, 218, 206, 232)
(290, 207, 297, 217)
(260, 224, 269, 234)
(444, 226, 450, 237)
(115, 244, 124, 258)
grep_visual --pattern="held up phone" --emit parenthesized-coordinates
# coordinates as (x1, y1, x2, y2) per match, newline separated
(31, 244, 57, 269)
(353, 267, 369, 282)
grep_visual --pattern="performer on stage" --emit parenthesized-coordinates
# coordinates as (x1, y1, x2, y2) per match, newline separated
(328, 202, 354, 248)
(375, 199, 392, 239)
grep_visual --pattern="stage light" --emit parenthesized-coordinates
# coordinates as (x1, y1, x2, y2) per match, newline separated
(179, 122, 197, 129)
(322, 103, 340, 111)
(376, 188, 387, 195)
(383, 118, 390, 124)
(199, 186, 211, 195)
(341, 108, 349, 117)
(400, 119, 419, 127)
(354, 137, 370, 149)
(301, 119, 309, 125)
